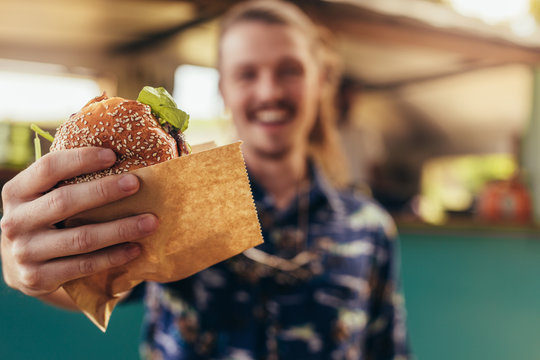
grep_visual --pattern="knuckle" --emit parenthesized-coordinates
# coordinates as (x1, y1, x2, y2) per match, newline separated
(33, 154, 55, 180)
(79, 258, 95, 275)
(74, 148, 87, 169)
(107, 249, 123, 267)
(47, 190, 69, 214)
(93, 179, 109, 199)
(1, 179, 15, 203)
(19, 266, 42, 290)
(10, 240, 30, 264)
(2, 272, 16, 289)
(71, 229, 95, 254)
(0, 214, 17, 239)
(116, 221, 134, 241)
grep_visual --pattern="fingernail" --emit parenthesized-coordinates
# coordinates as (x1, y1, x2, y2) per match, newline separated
(125, 243, 141, 258)
(98, 149, 116, 164)
(138, 215, 158, 233)
(118, 174, 138, 192)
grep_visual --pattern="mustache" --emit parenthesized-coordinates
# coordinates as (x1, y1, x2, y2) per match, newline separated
(246, 100, 296, 115)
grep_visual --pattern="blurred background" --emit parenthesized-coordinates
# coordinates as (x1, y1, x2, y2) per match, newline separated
(1, 0, 540, 359)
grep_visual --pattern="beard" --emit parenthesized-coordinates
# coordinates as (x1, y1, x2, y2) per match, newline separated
(253, 142, 293, 160)
(244, 99, 298, 160)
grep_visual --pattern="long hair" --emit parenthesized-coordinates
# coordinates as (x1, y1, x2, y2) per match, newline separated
(219, 0, 350, 188)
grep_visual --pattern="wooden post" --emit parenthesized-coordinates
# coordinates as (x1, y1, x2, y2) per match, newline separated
(521, 67, 540, 223)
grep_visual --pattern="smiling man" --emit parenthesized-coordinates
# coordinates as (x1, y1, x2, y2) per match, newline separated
(140, 1, 412, 359)
(1, 1, 410, 359)
(218, 3, 337, 209)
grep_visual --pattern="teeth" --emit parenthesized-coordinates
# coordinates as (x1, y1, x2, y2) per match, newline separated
(256, 109, 286, 123)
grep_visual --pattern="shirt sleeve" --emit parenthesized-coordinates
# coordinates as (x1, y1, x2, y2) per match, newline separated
(364, 215, 412, 360)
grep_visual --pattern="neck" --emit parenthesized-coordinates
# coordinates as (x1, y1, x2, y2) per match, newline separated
(245, 147, 308, 210)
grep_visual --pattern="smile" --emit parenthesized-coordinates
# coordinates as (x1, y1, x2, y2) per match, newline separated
(253, 109, 290, 124)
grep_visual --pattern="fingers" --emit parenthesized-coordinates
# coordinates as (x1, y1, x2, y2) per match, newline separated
(0, 147, 159, 299)
(3, 214, 158, 297)
(13, 242, 141, 297)
(3, 147, 116, 203)
(10, 173, 140, 232)
(29, 214, 158, 261)
(55, 242, 142, 281)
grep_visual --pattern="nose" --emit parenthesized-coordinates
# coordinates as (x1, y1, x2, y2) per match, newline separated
(255, 71, 284, 102)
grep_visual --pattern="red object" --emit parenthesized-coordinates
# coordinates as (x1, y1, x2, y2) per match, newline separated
(477, 176, 532, 223)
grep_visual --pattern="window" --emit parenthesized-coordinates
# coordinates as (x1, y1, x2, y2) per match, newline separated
(173, 64, 233, 147)
(0, 59, 101, 167)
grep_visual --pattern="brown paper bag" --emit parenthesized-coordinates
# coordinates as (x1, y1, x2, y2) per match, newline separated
(62, 141, 263, 331)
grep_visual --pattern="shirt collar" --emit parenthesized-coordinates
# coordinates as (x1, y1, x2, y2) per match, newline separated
(247, 161, 345, 216)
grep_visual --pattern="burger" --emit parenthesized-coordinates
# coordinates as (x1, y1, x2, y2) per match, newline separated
(47, 86, 190, 184)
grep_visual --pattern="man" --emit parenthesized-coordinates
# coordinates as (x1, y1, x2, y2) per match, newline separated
(1, 1, 410, 358)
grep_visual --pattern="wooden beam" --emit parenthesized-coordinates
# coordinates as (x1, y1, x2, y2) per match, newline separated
(360, 60, 510, 90)
(304, 2, 540, 65)
(108, 1, 237, 54)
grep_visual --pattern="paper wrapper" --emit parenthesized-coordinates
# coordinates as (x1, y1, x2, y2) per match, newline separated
(61, 141, 263, 331)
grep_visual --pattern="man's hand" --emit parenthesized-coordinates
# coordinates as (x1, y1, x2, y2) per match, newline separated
(1, 147, 157, 299)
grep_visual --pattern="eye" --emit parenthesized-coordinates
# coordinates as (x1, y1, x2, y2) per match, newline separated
(235, 68, 257, 83)
(277, 61, 303, 79)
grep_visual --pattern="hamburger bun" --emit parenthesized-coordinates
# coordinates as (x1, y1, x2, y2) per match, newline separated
(51, 93, 189, 184)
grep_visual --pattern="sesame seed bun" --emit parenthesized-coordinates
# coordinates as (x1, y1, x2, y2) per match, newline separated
(51, 93, 186, 184)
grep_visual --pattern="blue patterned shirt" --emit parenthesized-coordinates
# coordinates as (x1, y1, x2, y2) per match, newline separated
(139, 165, 411, 359)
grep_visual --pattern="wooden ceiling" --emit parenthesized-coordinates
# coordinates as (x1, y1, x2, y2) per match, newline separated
(2, 0, 540, 157)
(2, 0, 540, 87)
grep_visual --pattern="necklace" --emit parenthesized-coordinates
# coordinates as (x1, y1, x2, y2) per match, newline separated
(243, 176, 314, 273)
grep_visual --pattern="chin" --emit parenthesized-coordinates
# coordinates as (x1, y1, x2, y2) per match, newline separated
(253, 143, 293, 160)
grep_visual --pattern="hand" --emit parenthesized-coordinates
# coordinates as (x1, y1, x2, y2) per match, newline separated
(1, 147, 158, 298)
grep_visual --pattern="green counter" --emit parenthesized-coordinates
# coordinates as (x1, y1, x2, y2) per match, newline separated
(400, 228, 540, 360)
(0, 290, 142, 359)
(1, 228, 539, 359)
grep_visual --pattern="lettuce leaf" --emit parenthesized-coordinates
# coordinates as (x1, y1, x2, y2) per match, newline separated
(137, 86, 189, 132)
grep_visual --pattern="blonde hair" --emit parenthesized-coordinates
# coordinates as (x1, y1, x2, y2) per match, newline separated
(219, 0, 350, 188)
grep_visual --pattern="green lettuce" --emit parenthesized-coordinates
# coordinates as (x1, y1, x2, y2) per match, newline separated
(137, 86, 189, 132)
(30, 123, 54, 160)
